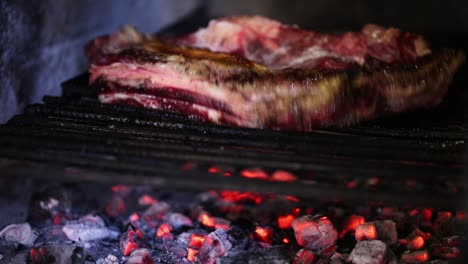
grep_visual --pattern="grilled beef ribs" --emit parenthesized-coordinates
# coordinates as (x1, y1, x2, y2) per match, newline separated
(86, 16, 465, 130)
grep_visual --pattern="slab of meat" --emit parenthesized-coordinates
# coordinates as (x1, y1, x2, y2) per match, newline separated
(86, 16, 465, 130)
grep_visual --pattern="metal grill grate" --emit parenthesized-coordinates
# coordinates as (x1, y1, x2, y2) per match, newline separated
(0, 72, 466, 209)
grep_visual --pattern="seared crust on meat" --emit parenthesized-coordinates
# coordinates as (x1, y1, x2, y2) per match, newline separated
(86, 18, 465, 130)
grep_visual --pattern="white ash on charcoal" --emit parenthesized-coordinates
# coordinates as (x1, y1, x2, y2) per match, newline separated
(62, 214, 119, 242)
(125, 248, 154, 264)
(355, 220, 398, 245)
(163, 212, 193, 229)
(198, 229, 234, 264)
(347, 240, 398, 264)
(96, 254, 119, 264)
(292, 215, 338, 251)
(30, 244, 84, 264)
(0, 222, 39, 247)
(27, 186, 73, 226)
(1, 181, 466, 263)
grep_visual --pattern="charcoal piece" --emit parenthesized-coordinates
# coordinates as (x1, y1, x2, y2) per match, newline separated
(120, 228, 147, 256)
(347, 240, 396, 264)
(293, 248, 317, 264)
(125, 248, 154, 264)
(355, 220, 397, 245)
(0, 222, 38, 247)
(35, 244, 85, 264)
(28, 185, 73, 225)
(292, 215, 338, 250)
(400, 250, 430, 263)
(164, 213, 193, 229)
(226, 226, 249, 252)
(198, 229, 233, 264)
(142, 202, 170, 220)
(96, 254, 119, 264)
(62, 216, 118, 242)
(219, 246, 290, 264)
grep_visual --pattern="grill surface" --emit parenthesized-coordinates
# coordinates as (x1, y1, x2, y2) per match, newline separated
(0, 71, 467, 209)
(1, 13, 467, 209)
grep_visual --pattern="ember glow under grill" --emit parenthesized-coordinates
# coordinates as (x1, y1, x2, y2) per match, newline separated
(0, 181, 466, 263)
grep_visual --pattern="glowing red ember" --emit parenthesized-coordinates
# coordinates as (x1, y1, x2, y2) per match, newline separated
(278, 214, 295, 229)
(156, 223, 173, 238)
(252, 226, 273, 244)
(187, 248, 199, 262)
(30, 248, 49, 264)
(240, 168, 269, 180)
(120, 229, 146, 256)
(355, 220, 397, 245)
(198, 212, 215, 227)
(293, 249, 317, 264)
(105, 196, 126, 217)
(407, 235, 425, 250)
(271, 170, 298, 182)
(401, 250, 430, 263)
(292, 215, 338, 250)
(189, 234, 206, 248)
(340, 215, 365, 238)
(138, 195, 157, 206)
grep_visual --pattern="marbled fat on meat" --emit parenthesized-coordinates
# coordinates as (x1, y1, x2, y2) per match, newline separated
(86, 16, 465, 130)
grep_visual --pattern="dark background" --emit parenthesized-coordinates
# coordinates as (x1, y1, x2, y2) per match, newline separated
(0, 0, 467, 123)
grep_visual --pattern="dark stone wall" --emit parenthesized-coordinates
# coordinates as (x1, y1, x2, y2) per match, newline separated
(0, 0, 202, 123)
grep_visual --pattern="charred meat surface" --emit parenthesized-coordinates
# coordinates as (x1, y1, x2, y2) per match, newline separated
(86, 16, 465, 130)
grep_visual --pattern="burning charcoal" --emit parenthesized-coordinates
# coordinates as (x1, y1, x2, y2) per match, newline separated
(111, 184, 132, 197)
(156, 223, 174, 241)
(348, 240, 392, 264)
(292, 215, 338, 250)
(198, 229, 233, 264)
(28, 186, 72, 225)
(189, 233, 206, 248)
(142, 202, 170, 220)
(29, 247, 50, 264)
(252, 226, 273, 244)
(62, 215, 118, 242)
(197, 211, 231, 230)
(355, 220, 397, 245)
(186, 248, 199, 262)
(138, 195, 157, 206)
(293, 248, 317, 264)
(219, 246, 290, 264)
(125, 248, 154, 264)
(277, 214, 295, 229)
(339, 215, 365, 238)
(32, 244, 84, 264)
(96, 254, 119, 264)
(120, 228, 148, 256)
(431, 245, 461, 259)
(271, 170, 298, 182)
(0, 223, 38, 247)
(403, 230, 427, 251)
(106, 196, 127, 218)
(401, 250, 430, 263)
(164, 213, 193, 229)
